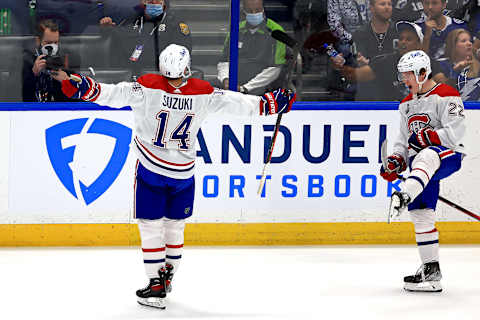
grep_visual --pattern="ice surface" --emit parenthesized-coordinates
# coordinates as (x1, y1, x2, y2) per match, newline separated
(0, 246, 478, 320)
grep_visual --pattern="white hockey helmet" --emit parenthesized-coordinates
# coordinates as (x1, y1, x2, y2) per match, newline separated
(397, 50, 431, 88)
(159, 44, 192, 78)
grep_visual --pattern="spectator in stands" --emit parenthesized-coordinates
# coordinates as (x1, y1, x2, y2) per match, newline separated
(445, 0, 473, 21)
(439, 28, 480, 100)
(332, 20, 447, 100)
(22, 19, 81, 102)
(391, 0, 424, 23)
(391, 0, 470, 24)
(217, 0, 287, 95)
(293, 0, 329, 72)
(99, 0, 192, 77)
(353, 0, 398, 64)
(418, 0, 467, 61)
(350, 0, 398, 100)
(327, 0, 371, 60)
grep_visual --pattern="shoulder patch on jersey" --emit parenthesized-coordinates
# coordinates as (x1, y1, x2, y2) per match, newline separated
(179, 22, 190, 35)
(131, 81, 144, 96)
(181, 78, 214, 95)
(137, 73, 169, 90)
(427, 83, 460, 98)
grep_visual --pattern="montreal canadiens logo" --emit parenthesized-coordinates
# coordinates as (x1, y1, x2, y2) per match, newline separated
(407, 114, 431, 134)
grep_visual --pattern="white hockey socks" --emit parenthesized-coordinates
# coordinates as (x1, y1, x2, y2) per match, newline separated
(138, 219, 166, 279)
(164, 218, 185, 274)
(409, 209, 439, 263)
(403, 148, 441, 202)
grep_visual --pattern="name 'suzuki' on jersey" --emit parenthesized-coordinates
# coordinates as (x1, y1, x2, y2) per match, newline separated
(162, 95, 193, 111)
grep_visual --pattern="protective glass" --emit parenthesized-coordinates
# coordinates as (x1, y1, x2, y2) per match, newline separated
(143, 0, 164, 4)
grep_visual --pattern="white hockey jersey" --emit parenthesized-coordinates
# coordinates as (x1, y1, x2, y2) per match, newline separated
(92, 74, 261, 179)
(393, 83, 466, 162)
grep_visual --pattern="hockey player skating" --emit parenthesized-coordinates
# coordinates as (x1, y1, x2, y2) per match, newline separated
(53, 44, 295, 309)
(380, 50, 465, 292)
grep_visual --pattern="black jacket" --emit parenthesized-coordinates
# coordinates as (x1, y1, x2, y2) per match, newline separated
(22, 49, 80, 102)
(101, 10, 192, 76)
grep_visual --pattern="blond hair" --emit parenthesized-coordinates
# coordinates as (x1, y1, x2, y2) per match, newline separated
(445, 28, 479, 78)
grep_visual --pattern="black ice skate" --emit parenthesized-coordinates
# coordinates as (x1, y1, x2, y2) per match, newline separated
(388, 191, 411, 223)
(165, 263, 174, 293)
(136, 269, 167, 309)
(404, 261, 442, 292)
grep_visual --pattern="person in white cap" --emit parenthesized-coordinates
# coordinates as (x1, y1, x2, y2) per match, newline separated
(53, 43, 295, 309)
(331, 20, 447, 100)
(381, 49, 466, 292)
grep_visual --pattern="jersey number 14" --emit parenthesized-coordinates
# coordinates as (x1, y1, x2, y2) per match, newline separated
(153, 111, 194, 150)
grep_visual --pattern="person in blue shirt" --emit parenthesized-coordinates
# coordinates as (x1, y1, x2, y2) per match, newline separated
(417, 0, 467, 61)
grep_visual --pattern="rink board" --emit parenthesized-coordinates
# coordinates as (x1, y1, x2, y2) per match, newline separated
(0, 102, 479, 245)
(1, 222, 480, 246)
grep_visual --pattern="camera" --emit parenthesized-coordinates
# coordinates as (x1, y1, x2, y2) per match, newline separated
(42, 55, 64, 70)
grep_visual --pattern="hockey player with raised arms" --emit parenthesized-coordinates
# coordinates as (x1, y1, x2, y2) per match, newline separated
(53, 44, 295, 309)
(380, 50, 465, 292)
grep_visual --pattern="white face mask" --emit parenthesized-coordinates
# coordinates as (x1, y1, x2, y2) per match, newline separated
(41, 43, 58, 56)
(246, 11, 264, 26)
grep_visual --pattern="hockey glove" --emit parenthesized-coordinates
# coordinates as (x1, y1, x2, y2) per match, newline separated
(260, 89, 296, 116)
(380, 154, 407, 182)
(61, 73, 101, 101)
(408, 127, 441, 153)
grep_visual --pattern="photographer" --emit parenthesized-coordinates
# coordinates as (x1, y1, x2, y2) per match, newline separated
(22, 19, 81, 102)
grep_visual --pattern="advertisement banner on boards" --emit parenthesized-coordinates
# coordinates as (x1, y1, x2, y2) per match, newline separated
(5, 109, 479, 224)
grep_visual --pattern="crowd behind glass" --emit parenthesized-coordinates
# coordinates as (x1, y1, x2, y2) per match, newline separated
(1, 0, 479, 102)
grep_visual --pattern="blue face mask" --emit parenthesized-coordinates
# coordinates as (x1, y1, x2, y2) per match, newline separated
(246, 12, 264, 26)
(145, 4, 164, 18)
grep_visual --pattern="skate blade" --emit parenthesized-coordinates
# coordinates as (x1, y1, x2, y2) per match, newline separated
(404, 280, 442, 292)
(137, 297, 166, 309)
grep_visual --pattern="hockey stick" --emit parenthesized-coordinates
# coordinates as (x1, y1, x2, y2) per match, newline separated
(257, 113, 283, 195)
(380, 140, 480, 221)
(257, 31, 299, 195)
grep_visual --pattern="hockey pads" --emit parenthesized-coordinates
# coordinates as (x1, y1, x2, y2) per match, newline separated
(260, 89, 296, 116)
(61, 73, 101, 101)
(380, 154, 407, 182)
(408, 127, 441, 153)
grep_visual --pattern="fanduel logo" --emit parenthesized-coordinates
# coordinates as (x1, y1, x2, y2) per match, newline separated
(45, 118, 132, 205)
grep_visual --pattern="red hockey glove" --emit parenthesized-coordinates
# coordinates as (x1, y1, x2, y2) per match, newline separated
(408, 127, 441, 153)
(260, 89, 296, 116)
(380, 154, 407, 182)
(61, 73, 101, 101)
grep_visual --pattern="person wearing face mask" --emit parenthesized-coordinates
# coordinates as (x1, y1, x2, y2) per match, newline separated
(21, 19, 81, 102)
(217, 0, 287, 95)
(99, 0, 192, 77)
